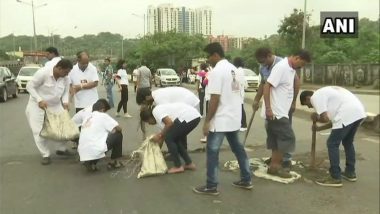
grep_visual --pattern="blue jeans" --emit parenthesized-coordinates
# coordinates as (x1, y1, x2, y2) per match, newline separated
(206, 131, 251, 188)
(105, 83, 114, 108)
(327, 119, 362, 179)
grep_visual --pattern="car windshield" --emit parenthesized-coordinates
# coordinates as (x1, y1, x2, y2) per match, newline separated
(19, 67, 39, 76)
(244, 69, 257, 76)
(160, 69, 176, 75)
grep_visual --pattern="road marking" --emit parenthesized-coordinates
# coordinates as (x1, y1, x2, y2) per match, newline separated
(319, 132, 331, 136)
(362, 138, 379, 144)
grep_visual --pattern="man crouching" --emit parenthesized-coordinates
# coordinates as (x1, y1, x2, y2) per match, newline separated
(73, 99, 124, 171)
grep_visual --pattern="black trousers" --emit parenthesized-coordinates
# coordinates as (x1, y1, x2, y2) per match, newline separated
(117, 85, 129, 113)
(241, 104, 247, 128)
(198, 89, 205, 116)
(106, 131, 123, 159)
(165, 118, 200, 167)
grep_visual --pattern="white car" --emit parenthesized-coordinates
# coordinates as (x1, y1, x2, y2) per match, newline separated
(243, 68, 261, 91)
(16, 65, 41, 93)
(154, 68, 181, 87)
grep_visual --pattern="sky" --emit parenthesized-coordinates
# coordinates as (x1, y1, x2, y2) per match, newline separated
(0, 0, 378, 38)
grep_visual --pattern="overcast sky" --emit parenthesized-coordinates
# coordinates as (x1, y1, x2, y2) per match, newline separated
(0, 0, 378, 38)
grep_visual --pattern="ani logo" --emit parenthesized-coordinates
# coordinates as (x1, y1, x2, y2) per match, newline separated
(320, 12, 358, 38)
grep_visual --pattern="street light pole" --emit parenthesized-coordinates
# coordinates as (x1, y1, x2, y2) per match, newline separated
(300, 0, 307, 84)
(121, 36, 124, 59)
(16, 0, 47, 51)
(132, 13, 145, 37)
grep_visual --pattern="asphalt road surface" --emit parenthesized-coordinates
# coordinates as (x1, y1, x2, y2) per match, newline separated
(0, 85, 379, 214)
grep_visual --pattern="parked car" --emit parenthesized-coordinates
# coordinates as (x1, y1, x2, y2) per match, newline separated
(154, 68, 181, 87)
(0, 67, 18, 102)
(243, 68, 261, 91)
(16, 64, 41, 93)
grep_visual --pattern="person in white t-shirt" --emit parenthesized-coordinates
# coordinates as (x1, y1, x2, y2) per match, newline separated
(73, 99, 124, 172)
(69, 51, 99, 113)
(263, 49, 311, 178)
(193, 42, 252, 196)
(140, 103, 201, 174)
(136, 86, 200, 142)
(115, 59, 132, 118)
(44, 47, 62, 69)
(233, 57, 248, 132)
(300, 87, 366, 187)
(132, 68, 139, 92)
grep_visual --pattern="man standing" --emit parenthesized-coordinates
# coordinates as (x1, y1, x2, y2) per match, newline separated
(300, 87, 366, 187)
(25, 59, 73, 165)
(69, 51, 99, 113)
(44, 47, 61, 68)
(253, 47, 300, 168)
(136, 63, 152, 103)
(103, 57, 114, 108)
(193, 42, 252, 196)
(263, 50, 311, 178)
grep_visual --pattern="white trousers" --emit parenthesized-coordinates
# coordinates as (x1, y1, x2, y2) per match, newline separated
(25, 102, 67, 158)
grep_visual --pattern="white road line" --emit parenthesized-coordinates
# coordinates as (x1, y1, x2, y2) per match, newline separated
(362, 138, 380, 144)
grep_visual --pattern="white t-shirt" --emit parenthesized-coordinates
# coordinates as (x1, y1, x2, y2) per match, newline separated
(44, 56, 62, 69)
(207, 59, 242, 132)
(152, 87, 199, 107)
(69, 63, 99, 108)
(78, 111, 119, 161)
(152, 103, 201, 130)
(261, 57, 295, 119)
(235, 67, 246, 104)
(72, 106, 92, 127)
(117, 69, 129, 85)
(311, 86, 366, 129)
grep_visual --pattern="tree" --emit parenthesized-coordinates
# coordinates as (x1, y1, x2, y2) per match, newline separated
(277, 9, 311, 54)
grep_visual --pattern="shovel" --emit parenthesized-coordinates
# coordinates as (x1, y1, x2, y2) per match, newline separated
(310, 120, 317, 168)
(243, 109, 257, 146)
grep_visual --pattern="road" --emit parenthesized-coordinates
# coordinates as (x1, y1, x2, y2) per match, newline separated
(0, 85, 379, 214)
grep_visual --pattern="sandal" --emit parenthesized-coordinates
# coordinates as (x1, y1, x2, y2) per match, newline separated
(107, 161, 124, 170)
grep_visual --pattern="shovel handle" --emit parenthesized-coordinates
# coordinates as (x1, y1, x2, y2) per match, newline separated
(311, 120, 317, 168)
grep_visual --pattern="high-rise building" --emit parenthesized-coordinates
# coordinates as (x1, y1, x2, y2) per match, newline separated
(147, 4, 212, 35)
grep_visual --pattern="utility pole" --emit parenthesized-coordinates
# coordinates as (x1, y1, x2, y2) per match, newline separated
(300, 0, 307, 84)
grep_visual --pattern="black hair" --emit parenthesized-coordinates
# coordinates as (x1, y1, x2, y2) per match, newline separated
(140, 106, 154, 122)
(136, 88, 152, 105)
(45, 47, 59, 56)
(92, 99, 111, 112)
(233, 57, 244, 68)
(203, 42, 225, 58)
(76, 51, 89, 59)
(116, 59, 126, 70)
(293, 49, 312, 63)
(200, 63, 208, 71)
(254, 47, 272, 59)
(299, 90, 314, 105)
(55, 59, 73, 70)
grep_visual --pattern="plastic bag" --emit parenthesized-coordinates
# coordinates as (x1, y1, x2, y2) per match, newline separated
(135, 136, 168, 178)
(40, 110, 79, 141)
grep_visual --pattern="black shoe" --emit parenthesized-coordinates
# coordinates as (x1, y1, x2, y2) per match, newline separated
(232, 181, 253, 190)
(41, 157, 51, 165)
(315, 176, 343, 187)
(342, 171, 357, 182)
(192, 185, 219, 196)
(56, 150, 74, 156)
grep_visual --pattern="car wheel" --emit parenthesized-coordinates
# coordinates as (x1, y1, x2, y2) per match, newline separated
(13, 88, 18, 98)
(0, 88, 8, 102)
